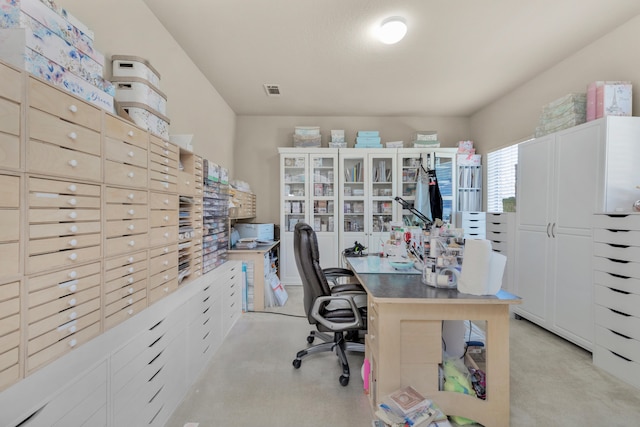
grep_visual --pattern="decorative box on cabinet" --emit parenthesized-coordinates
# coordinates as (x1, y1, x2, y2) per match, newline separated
(0, 61, 22, 170)
(455, 211, 486, 239)
(593, 213, 640, 390)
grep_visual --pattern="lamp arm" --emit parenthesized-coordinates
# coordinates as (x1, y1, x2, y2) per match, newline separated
(394, 196, 432, 229)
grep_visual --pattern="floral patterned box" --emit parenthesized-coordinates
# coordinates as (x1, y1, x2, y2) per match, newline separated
(0, 0, 103, 66)
(120, 101, 170, 139)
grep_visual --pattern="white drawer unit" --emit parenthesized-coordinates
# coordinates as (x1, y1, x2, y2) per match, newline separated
(222, 263, 243, 335)
(486, 212, 516, 292)
(455, 211, 486, 240)
(593, 212, 640, 389)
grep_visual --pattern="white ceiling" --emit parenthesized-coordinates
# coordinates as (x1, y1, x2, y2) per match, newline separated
(143, 0, 640, 117)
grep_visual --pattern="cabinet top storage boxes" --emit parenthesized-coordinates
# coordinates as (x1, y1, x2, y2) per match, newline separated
(112, 55, 161, 88)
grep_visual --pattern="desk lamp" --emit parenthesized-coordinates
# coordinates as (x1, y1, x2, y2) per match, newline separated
(394, 196, 432, 230)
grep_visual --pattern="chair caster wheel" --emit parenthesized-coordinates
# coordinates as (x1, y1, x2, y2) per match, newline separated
(293, 359, 302, 369)
(307, 335, 315, 344)
(339, 375, 349, 386)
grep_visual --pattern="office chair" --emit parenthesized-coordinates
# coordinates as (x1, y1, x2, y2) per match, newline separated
(291, 222, 366, 386)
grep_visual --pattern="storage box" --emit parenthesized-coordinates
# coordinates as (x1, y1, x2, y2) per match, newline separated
(235, 223, 274, 241)
(594, 81, 632, 119)
(111, 55, 161, 88)
(120, 102, 170, 139)
(457, 153, 481, 166)
(111, 76, 167, 115)
(415, 131, 438, 141)
(38, 0, 94, 40)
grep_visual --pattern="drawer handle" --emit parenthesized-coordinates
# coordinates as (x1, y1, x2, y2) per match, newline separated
(128, 130, 134, 137)
(68, 298, 77, 306)
(611, 329, 632, 340)
(128, 287, 134, 294)
(68, 198, 77, 206)
(128, 240, 135, 247)
(609, 287, 630, 295)
(128, 298, 133, 305)
(607, 272, 630, 279)
(610, 350, 632, 362)
(128, 277, 134, 284)
(69, 325, 77, 333)
(609, 308, 631, 317)
(128, 209, 135, 215)
(69, 225, 78, 233)
(164, 287, 169, 293)
(128, 309, 134, 315)
(607, 258, 629, 264)
(128, 172, 135, 178)
(164, 232, 169, 238)
(128, 224, 135, 231)
(163, 275, 169, 280)
(164, 166, 169, 172)
(164, 199, 169, 205)
(68, 104, 78, 113)
(163, 260, 169, 266)
(68, 253, 78, 261)
(128, 193, 135, 200)
(128, 151, 135, 158)
(69, 284, 77, 292)
(68, 159, 78, 168)
(68, 132, 77, 140)
(69, 339, 77, 348)
(68, 184, 77, 192)
(164, 215, 169, 222)
(163, 149, 169, 155)
(164, 158, 169, 164)
(69, 311, 77, 320)
(164, 175, 169, 180)
(164, 141, 169, 147)
(128, 266, 135, 273)
(163, 247, 169, 253)
(68, 271, 77, 279)
(68, 239, 77, 247)
(162, 182, 169, 188)
(127, 256, 134, 263)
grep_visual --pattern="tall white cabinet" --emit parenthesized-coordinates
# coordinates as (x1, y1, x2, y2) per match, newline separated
(514, 116, 640, 351)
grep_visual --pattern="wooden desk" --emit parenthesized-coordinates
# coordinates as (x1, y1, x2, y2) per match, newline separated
(350, 263, 521, 427)
(227, 241, 279, 311)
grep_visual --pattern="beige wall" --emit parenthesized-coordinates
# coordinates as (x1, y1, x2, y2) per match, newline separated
(235, 116, 471, 224)
(470, 14, 640, 153)
(56, 0, 237, 171)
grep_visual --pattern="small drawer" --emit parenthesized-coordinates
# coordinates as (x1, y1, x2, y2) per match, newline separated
(148, 278, 178, 304)
(29, 78, 101, 131)
(105, 234, 149, 257)
(105, 137, 148, 168)
(149, 243, 178, 259)
(28, 310, 101, 355)
(149, 135, 179, 158)
(28, 298, 100, 340)
(596, 325, 640, 363)
(106, 218, 149, 238)
(105, 298, 147, 330)
(0, 97, 20, 136)
(149, 225, 178, 247)
(595, 305, 640, 342)
(0, 210, 19, 241)
(486, 221, 509, 233)
(104, 160, 148, 188)
(105, 114, 148, 148)
(150, 210, 177, 227)
(593, 270, 640, 295)
(594, 213, 640, 231)
(0, 280, 19, 304)
(0, 363, 19, 391)
(148, 178, 177, 193)
(105, 277, 147, 305)
(105, 187, 148, 205)
(104, 288, 146, 317)
(29, 208, 101, 224)
(29, 108, 101, 156)
(29, 232, 102, 256)
(105, 250, 148, 271)
(0, 175, 20, 208)
(491, 241, 508, 253)
(27, 284, 100, 324)
(148, 265, 178, 290)
(593, 256, 640, 278)
(28, 140, 101, 182)
(486, 230, 507, 242)
(26, 321, 101, 374)
(27, 262, 101, 293)
(0, 311, 19, 338)
(27, 245, 101, 274)
(0, 132, 20, 170)
(149, 192, 178, 210)
(594, 284, 640, 318)
(29, 177, 101, 198)
(105, 258, 147, 283)
(0, 347, 18, 373)
(29, 192, 100, 209)
(148, 169, 178, 185)
(0, 242, 20, 277)
(28, 271, 101, 308)
(150, 152, 179, 171)
(104, 270, 147, 295)
(0, 62, 22, 102)
(593, 242, 640, 263)
(105, 204, 148, 221)
(0, 330, 19, 356)
(593, 228, 640, 246)
(594, 344, 640, 389)
(148, 252, 178, 276)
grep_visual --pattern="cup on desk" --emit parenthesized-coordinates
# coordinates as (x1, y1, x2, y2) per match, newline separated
(367, 254, 381, 272)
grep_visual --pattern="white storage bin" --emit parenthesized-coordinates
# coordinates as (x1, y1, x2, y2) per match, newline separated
(120, 102, 170, 140)
(111, 55, 161, 88)
(112, 76, 167, 115)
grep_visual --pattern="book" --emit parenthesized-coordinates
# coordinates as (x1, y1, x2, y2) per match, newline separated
(387, 386, 431, 415)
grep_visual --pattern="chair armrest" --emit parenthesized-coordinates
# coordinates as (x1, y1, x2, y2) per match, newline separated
(323, 267, 354, 277)
(311, 294, 364, 331)
(331, 283, 365, 294)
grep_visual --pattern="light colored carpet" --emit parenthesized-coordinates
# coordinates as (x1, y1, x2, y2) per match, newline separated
(166, 286, 640, 426)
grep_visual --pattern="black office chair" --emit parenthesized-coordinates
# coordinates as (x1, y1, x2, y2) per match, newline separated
(291, 222, 367, 386)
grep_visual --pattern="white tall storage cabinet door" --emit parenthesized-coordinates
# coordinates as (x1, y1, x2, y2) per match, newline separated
(309, 152, 339, 268)
(280, 152, 309, 285)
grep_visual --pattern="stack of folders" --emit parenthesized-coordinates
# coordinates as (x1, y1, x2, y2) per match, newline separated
(355, 130, 383, 148)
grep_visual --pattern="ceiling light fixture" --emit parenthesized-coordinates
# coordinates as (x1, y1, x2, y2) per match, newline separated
(378, 17, 407, 44)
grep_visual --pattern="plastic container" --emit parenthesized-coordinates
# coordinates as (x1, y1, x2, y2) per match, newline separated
(112, 76, 167, 115)
(111, 55, 161, 88)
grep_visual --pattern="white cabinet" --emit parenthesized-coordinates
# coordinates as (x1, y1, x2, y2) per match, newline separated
(592, 213, 640, 390)
(455, 211, 486, 239)
(486, 212, 515, 292)
(514, 116, 640, 351)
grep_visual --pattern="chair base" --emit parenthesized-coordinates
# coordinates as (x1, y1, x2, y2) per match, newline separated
(292, 331, 365, 386)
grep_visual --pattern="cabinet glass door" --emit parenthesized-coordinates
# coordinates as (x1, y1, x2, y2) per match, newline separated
(398, 152, 422, 226)
(340, 152, 366, 249)
(369, 153, 396, 244)
(282, 155, 307, 232)
(310, 154, 336, 233)
(434, 152, 455, 223)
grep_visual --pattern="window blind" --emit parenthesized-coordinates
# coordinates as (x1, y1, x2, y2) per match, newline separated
(486, 142, 524, 212)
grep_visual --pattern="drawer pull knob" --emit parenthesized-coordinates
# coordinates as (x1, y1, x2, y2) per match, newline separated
(69, 339, 77, 347)
(163, 247, 169, 253)
(164, 158, 169, 164)
(128, 277, 134, 284)
(163, 260, 169, 266)
(68, 132, 77, 140)
(128, 209, 135, 215)
(68, 198, 77, 206)
(128, 224, 135, 231)
(128, 298, 133, 305)
(68, 105, 78, 113)
(69, 325, 77, 333)
(68, 253, 78, 261)
(69, 284, 77, 292)
(162, 182, 169, 188)
(69, 225, 78, 233)
(68, 159, 78, 167)
(127, 257, 134, 263)
(164, 166, 169, 172)
(68, 271, 77, 279)
(164, 232, 169, 238)
(128, 130, 134, 137)
(164, 287, 169, 292)
(128, 309, 134, 315)
(128, 193, 135, 200)
(69, 312, 77, 320)
(68, 184, 77, 192)
(164, 275, 169, 280)
(69, 239, 77, 247)
(68, 211, 77, 219)
(164, 215, 169, 221)
(128, 172, 135, 178)
(128, 240, 135, 247)
(164, 199, 169, 205)
(164, 175, 169, 180)
(128, 287, 134, 294)
(68, 298, 77, 306)
(128, 267, 135, 273)
(163, 149, 169, 155)
(128, 151, 135, 158)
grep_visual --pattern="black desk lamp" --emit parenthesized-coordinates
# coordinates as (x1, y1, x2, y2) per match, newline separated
(394, 196, 432, 230)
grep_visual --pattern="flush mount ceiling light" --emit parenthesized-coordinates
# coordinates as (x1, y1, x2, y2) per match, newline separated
(378, 16, 407, 44)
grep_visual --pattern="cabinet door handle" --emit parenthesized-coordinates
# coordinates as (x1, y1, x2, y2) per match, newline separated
(546, 223, 551, 237)
(551, 222, 556, 238)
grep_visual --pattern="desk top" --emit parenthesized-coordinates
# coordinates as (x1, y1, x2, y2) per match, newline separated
(347, 257, 521, 305)
(228, 240, 279, 254)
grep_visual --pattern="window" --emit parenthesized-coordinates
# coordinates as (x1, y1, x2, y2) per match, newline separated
(486, 142, 525, 212)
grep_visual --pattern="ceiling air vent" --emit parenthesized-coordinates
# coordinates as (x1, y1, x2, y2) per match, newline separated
(264, 84, 281, 97)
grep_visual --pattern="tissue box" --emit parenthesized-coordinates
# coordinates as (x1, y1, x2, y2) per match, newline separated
(111, 76, 167, 115)
(120, 102, 170, 139)
(0, 0, 104, 65)
(112, 55, 161, 88)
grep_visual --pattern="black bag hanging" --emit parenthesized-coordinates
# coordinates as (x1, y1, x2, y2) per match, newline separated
(428, 168, 443, 222)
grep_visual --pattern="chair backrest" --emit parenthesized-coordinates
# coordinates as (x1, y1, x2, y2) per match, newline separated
(293, 222, 332, 325)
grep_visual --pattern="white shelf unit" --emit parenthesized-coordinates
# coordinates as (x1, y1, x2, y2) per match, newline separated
(457, 164, 482, 212)
(514, 116, 640, 351)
